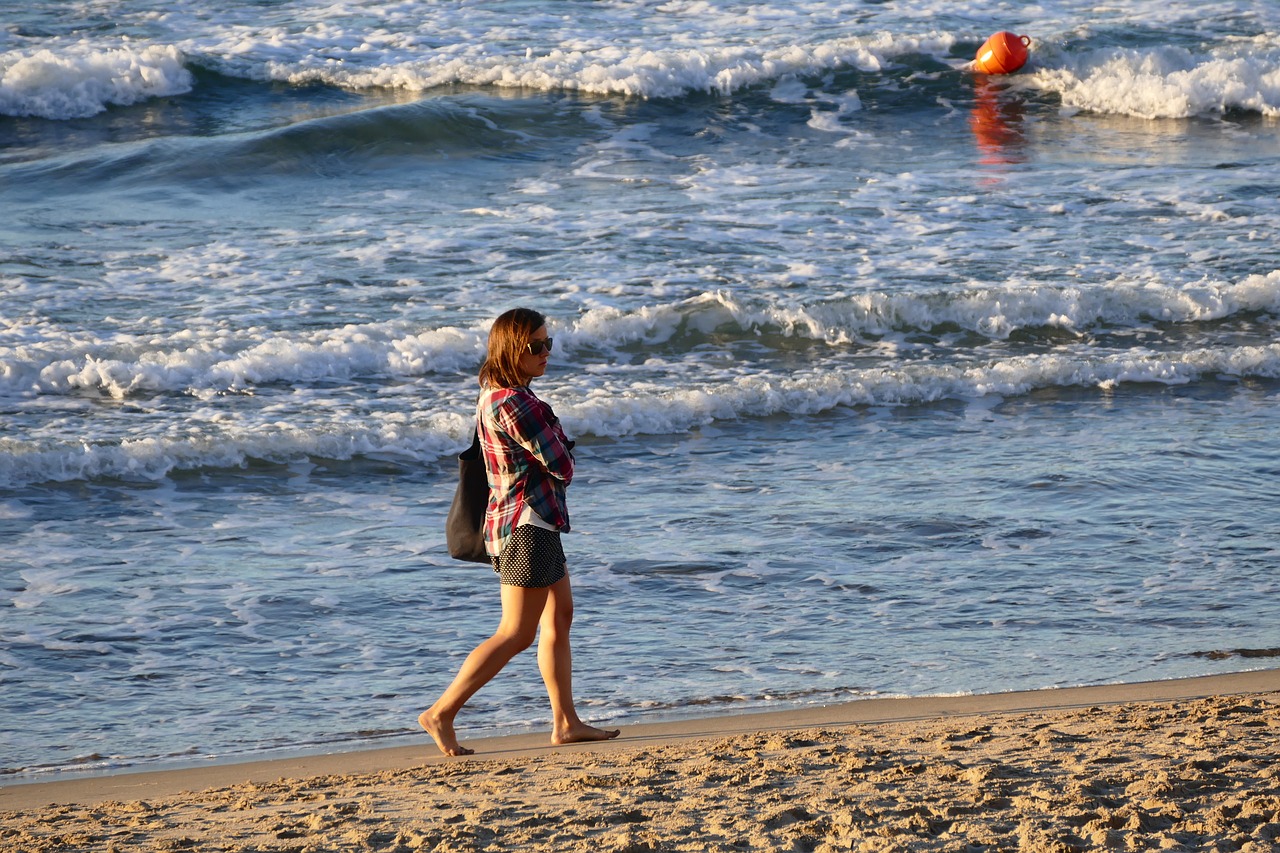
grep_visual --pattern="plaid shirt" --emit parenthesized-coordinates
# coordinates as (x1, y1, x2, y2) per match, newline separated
(477, 385, 574, 558)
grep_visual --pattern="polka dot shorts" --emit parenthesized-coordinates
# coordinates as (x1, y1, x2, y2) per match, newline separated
(491, 525, 567, 588)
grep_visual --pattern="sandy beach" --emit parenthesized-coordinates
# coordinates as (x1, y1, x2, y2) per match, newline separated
(2, 670, 1278, 852)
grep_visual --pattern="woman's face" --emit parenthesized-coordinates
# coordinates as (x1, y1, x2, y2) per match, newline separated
(518, 325, 551, 382)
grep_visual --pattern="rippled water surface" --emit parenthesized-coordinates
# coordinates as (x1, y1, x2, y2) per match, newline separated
(3, 0, 1280, 778)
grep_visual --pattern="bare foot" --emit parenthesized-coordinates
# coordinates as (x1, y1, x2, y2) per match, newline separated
(418, 709, 474, 756)
(551, 722, 621, 746)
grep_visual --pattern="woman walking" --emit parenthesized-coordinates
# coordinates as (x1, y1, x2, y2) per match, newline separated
(420, 308, 620, 756)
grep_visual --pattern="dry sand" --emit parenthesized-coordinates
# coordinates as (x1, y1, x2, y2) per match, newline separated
(3, 670, 1278, 852)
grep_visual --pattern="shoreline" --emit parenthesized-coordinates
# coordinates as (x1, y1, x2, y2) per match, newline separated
(4, 668, 1276, 812)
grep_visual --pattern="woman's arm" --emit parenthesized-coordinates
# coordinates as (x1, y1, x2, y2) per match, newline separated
(492, 391, 574, 484)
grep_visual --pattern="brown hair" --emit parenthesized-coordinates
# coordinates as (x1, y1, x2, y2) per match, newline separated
(479, 307, 547, 388)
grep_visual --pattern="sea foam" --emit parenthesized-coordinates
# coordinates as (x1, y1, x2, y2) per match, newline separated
(8, 15, 1280, 122)
(3, 272, 1278, 402)
(0, 45, 193, 119)
(3, 339, 1277, 488)
(1029, 40, 1280, 119)
(272, 33, 958, 99)
(561, 342, 1280, 438)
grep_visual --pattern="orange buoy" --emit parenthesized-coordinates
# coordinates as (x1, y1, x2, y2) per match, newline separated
(974, 32, 1031, 75)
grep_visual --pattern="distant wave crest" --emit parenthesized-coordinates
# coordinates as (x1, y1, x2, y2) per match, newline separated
(271, 32, 957, 99)
(8, 27, 1280, 121)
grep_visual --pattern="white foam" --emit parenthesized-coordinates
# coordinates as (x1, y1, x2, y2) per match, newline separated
(1029, 39, 1280, 119)
(0, 320, 489, 399)
(565, 271, 1280, 348)
(266, 32, 956, 99)
(0, 408, 469, 489)
(7, 1, 1279, 120)
(0, 45, 193, 120)
(11, 565, 83, 610)
(806, 89, 863, 133)
(560, 342, 1280, 439)
(4, 335, 1275, 488)
(3, 271, 1278, 403)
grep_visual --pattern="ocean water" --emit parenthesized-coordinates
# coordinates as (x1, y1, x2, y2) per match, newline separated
(3, 0, 1280, 780)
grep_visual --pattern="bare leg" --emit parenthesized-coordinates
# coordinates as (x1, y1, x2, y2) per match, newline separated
(538, 574, 620, 746)
(420, 583, 550, 756)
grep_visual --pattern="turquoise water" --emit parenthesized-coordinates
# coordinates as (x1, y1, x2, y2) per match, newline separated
(2, 0, 1279, 779)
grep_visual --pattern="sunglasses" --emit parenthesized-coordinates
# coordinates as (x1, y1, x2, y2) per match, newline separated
(526, 337, 554, 356)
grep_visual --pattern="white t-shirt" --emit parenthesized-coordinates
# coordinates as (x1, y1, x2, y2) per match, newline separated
(517, 503, 558, 531)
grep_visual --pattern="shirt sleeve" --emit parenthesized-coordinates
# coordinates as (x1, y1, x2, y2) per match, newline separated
(492, 390, 574, 485)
